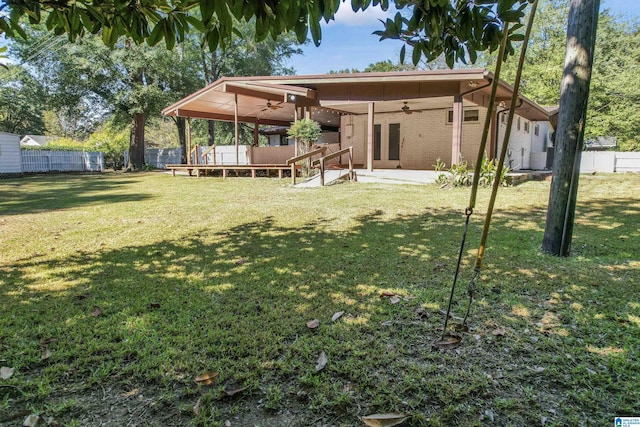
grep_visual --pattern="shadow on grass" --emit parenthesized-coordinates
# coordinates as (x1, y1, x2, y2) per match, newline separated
(0, 174, 152, 215)
(1, 197, 638, 425)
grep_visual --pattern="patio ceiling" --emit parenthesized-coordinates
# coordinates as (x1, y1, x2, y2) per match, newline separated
(162, 69, 551, 127)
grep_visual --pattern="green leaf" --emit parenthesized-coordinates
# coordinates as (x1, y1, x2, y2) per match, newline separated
(185, 15, 205, 32)
(147, 20, 164, 46)
(411, 43, 421, 65)
(200, 1, 214, 23)
(207, 27, 220, 51)
(309, 16, 322, 46)
(400, 44, 406, 63)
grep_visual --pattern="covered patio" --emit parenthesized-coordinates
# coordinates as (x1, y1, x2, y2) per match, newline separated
(162, 69, 552, 173)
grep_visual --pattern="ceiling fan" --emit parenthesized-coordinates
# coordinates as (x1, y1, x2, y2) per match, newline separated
(258, 99, 284, 112)
(401, 101, 413, 114)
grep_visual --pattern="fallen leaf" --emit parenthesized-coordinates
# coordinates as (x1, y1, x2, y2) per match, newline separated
(379, 291, 395, 298)
(389, 296, 401, 304)
(39, 337, 57, 346)
(331, 311, 345, 322)
(193, 397, 201, 415)
(194, 371, 219, 385)
(121, 388, 139, 397)
(224, 384, 248, 397)
(41, 348, 52, 361)
(23, 413, 40, 427)
(433, 334, 462, 350)
(306, 319, 320, 329)
(235, 258, 247, 265)
(1, 366, 15, 380)
(493, 327, 506, 336)
(484, 409, 495, 422)
(91, 306, 102, 317)
(315, 351, 327, 372)
(361, 413, 409, 427)
(148, 302, 161, 309)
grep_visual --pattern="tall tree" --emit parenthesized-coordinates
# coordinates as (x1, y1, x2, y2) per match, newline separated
(542, 0, 600, 256)
(0, 63, 46, 134)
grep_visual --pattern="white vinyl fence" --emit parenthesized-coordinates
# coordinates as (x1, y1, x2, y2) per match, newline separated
(21, 150, 104, 173)
(580, 151, 640, 173)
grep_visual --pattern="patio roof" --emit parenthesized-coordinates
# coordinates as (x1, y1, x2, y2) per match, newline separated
(162, 69, 552, 127)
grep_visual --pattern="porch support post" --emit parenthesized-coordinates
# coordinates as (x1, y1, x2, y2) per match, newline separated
(305, 107, 311, 120)
(367, 102, 375, 172)
(234, 93, 239, 164)
(451, 95, 463, 165)
(186, 117, 192, 165)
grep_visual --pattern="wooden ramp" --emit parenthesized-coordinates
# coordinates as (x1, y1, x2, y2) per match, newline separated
(295, 169, 352, 188)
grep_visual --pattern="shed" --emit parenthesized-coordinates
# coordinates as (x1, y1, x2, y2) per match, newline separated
(0, 132, 23, 174)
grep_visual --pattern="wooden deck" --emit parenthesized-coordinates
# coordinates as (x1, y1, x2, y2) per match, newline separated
(166, 163, 296, 179)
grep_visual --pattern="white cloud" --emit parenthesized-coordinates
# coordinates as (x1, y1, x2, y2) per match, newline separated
(327, 1, 396, 27)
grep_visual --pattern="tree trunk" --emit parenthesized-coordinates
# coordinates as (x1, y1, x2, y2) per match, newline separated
(208, 120, 215, 146)
(175, 116, 187, 163)
(542, 0, 600, 256)
(129, 113, 146, 170)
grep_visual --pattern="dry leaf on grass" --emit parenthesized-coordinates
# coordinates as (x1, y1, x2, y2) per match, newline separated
(23, 414, 41, 427)
(235, 258, 247, 265)
(1, 366, 15, 380)
(389, 296, 401, 304)
(194, 371, 219, 385)
(493, 327, 506, 336)
(306, 319, 320, 329)
(41, 348, 52, 361)
(121, 388, 139, 397)
(361, 413, 409, 426)
(193, 397, 202, 415)
(315, 351, 327, 372)
(331, 311, 345, 322)
(433, 334, 462, 350)
(379, 291, 396, 298)
(39, 337, 57, 346)
(91, 306, 102, 317)
(224, 385, 248, 397)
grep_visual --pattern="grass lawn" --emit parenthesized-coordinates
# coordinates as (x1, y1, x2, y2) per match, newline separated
(0, 172, 638, 426)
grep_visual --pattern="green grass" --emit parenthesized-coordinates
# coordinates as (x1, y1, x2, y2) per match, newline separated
(0, 172, 638, 426)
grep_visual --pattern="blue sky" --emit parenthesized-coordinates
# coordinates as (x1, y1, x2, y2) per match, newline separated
(287, 0, 640, 75)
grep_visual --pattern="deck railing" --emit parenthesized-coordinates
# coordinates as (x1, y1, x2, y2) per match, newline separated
(285, 147, 327, 185)
(312, 146, 354, 186)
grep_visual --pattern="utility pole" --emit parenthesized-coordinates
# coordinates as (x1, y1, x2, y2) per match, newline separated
(542, 0, 600, 257)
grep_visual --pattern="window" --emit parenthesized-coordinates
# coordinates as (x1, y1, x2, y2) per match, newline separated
(534, 124, 540, 136)
(463, 109, 479, 122)
(388, 123, 400, 160)
(374, 124, 381, 161)
(447, 109, 480, 123)
(517, 117, 521, 131)
(501, 113, 507, 124)
(280, 135, 289, 146)
(524, 121, 530, 133)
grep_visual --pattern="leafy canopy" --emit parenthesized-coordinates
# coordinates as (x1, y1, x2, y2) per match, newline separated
(2, 0, 533, 65)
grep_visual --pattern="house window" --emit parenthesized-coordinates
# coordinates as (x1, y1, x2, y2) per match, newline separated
(388, 123, 400, 161)
(280, 135, 289, 146)
(534, 124, 539, 136)
(447, 109, 480, 123)
(524, 121, 530, 133)
(374, 124, 381, 161)
(501, 113, 506, 124)
(464, 109, 479, 122)
(517, 117, 521, 131)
